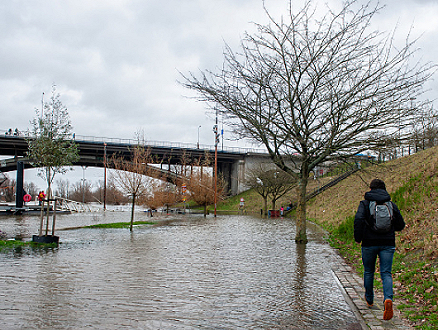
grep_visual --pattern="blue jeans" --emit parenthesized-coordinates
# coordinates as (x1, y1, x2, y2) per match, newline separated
(361, 246, 395, 303)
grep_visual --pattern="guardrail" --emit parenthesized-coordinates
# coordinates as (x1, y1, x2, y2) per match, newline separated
(1, 128, 267, 155)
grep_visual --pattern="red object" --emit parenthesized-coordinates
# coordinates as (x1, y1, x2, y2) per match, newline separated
(23, 194, 32, 202)
(38, 191, 46, 201)
(269, 210, 281, 217)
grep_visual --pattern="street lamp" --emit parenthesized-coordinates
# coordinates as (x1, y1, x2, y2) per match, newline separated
(197, 125, 201, 149)
(81, 166, 87, 203)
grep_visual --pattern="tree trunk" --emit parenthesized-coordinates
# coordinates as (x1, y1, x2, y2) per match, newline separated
(45, 171, 52, 236)
(203, 204, 207, 217)
(130, 193, 136, 232)
(271, 199, 277, 210)
(295, 169, 309, 244)
(263, 196, 268, 217)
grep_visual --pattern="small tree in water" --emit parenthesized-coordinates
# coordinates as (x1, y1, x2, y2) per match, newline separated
(187, 169, 227, 217)
(27, 86, 79, 205)
(187, 155, 227, 217)
(111, 146, 154, 231)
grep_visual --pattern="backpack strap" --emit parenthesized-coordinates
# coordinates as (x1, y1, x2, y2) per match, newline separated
(364, 200, 374, 228)
(369, 201, 377, 218)
(384, 201, 394, 220)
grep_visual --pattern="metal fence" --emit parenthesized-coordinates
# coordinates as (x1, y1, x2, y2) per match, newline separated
(1, 128, 266, 155)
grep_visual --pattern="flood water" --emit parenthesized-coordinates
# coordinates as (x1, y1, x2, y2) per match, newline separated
(0, 211, 361, 329)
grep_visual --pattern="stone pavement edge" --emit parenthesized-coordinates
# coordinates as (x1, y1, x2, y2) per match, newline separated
(332, 254, 413, 330)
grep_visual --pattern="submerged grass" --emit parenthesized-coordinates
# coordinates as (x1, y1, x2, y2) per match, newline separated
(84, 220, 156, 229)
(0, 221, 157, 251)
(0, 239, 58, 251)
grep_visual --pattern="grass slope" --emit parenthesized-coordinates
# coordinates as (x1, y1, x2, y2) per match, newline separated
(306, 147, 438, 329)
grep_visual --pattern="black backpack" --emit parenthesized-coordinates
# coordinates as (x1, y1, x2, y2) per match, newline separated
(368, 201, 394, 233)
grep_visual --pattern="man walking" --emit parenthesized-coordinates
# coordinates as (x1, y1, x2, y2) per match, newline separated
(354, 179, 405, 320)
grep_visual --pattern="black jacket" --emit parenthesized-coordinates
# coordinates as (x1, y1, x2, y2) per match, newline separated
(354, 188, 405, 246)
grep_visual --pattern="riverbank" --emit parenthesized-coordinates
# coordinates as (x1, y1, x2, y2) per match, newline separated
(218, 146, 438, 329)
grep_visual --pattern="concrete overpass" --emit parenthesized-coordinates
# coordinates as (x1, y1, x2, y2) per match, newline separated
(0, 134, 290, 195)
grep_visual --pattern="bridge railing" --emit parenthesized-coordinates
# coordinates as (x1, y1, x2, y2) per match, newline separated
(1, 128, 267, 155)
(73, 134, 267, 154)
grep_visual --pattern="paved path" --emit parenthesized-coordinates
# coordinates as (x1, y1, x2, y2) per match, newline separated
(332, 254, 413, 330)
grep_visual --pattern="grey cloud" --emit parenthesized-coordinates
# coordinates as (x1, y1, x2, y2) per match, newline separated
(1, 0, 437, 146)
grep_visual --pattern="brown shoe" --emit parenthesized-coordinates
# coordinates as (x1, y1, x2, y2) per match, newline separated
(383, 299, 393, 320)
(364, 295, 373, 307)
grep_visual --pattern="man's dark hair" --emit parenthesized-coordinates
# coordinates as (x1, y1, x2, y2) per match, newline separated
(370, 179, 386, 190)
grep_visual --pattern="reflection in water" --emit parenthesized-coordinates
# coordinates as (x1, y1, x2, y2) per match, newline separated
(293, 242, 307, 323)
(0, 213, 360, 329)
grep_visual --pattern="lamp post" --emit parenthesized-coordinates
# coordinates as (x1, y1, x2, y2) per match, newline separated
(197, 125, 201, 149)
(103, 142, 107, 210)
(81, 166, 87, 204)
(41, 92, 44, 119)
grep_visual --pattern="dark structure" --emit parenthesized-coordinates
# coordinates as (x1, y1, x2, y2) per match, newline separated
(0, 135, 264, 195)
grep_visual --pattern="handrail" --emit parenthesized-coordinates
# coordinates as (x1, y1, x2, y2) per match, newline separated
(305, 167, 359, 201)
(286, 166, 360, 212)
(53, 196, 102, 213)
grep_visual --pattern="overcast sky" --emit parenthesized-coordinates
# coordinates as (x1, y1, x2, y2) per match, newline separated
(2, 0, 438, 186)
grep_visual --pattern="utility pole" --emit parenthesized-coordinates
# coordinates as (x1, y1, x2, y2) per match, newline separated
(213, 110, 219, 217)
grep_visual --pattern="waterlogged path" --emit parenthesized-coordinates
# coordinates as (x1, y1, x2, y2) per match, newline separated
(0, 212, 363, 329)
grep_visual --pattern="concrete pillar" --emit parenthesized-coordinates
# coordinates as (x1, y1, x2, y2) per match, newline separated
(15, 161, 24, 209)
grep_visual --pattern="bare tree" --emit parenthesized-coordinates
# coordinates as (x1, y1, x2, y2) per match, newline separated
(68, 180, 94, 203)
(0, 177, 15, 202)
(187, 167, 227, 217)
(111, 146, 154, 231)
(265, 169, 297, 210)
(144, 180, 180, 213)
(182, 0, 435, 242)
(246, 163, 297, 216)
(54, 178, 70, 199)
(245, 164, 271, 216)
(94, 178, 129, 205)
(24, 182, 39, 200)
(409, 105, 438, 152)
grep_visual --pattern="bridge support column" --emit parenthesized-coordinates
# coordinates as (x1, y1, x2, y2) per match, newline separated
(217, 159, 244, 196)
(227, 159, 245, 195)
(15, 161, 24, 210)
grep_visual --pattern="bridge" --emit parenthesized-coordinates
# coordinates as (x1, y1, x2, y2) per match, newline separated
(0, 132, 278, 195)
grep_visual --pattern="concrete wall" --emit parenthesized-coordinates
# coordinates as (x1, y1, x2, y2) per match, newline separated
(227, 153, 301, 195)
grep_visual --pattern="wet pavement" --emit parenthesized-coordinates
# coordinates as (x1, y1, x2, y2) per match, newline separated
(0, 212, 412, 329)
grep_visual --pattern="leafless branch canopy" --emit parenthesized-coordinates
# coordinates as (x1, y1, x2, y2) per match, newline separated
(181, 0, 435, 174)
(110, 146, 153, 199)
